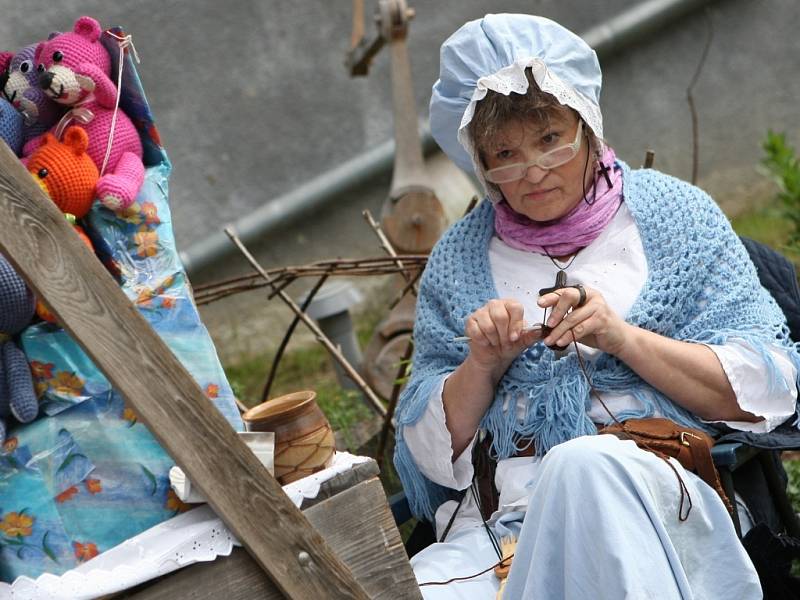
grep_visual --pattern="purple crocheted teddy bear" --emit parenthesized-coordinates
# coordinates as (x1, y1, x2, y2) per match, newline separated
(0, 38, 63, 145)
(0, 255, 38, 443)
(23, 16, 145, 212)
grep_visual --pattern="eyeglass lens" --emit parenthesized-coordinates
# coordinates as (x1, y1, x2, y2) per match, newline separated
(486, 122, 583, 184)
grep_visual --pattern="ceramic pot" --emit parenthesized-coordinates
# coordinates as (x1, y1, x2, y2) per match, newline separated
(241, 390, 335, 485)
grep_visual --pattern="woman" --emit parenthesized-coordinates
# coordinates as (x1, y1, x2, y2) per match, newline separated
(394, 13, 800, 599)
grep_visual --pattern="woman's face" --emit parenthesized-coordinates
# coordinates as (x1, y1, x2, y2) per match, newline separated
(483, 111, 591, 222)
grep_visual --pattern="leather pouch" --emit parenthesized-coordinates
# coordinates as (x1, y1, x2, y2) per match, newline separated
(600, 417, 732, 514)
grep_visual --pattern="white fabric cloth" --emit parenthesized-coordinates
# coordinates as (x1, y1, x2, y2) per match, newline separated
(170, 431, 276, 503)
(0, 452, 371, 600)
(412, 436, 761, 599)
(404, 205, 797, 535)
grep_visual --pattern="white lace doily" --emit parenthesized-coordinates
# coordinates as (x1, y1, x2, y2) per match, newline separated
(0, 452, 371, 600)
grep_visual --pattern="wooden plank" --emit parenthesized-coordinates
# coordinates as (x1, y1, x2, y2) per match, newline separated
(0, 141, 369, 600)
(298, 458, 380, 510)
(122, 478, 422, 600)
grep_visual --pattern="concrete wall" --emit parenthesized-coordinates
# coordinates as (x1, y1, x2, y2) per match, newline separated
(1, 0, 798, 361)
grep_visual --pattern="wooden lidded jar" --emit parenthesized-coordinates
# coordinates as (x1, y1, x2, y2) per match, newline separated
(242, 391, 335, 485)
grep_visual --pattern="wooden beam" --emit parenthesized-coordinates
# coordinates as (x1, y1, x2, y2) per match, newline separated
(298, 457, 379, 510)
(121, 478, 422, 599)
(0, 141, 369, 600)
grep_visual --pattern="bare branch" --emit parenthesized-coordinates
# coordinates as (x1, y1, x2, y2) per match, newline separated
(223, 228, 387, 418)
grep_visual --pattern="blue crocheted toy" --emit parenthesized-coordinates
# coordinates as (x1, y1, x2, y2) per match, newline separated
(0, 255, 38, 442)
(0, 97, 22, 155)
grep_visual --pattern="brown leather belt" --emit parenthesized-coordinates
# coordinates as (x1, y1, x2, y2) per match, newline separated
(507, 423, 607, 459)
(474, 434, 536, 519)
(474, 427, 603, 518)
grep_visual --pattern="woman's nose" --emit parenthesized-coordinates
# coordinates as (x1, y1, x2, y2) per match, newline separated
(522, 163, 547, 184)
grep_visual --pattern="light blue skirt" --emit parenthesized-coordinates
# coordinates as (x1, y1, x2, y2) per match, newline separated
(412, 435, 761, 600)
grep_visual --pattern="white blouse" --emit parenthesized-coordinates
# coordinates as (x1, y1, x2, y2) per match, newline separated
(404, 204, 797, 535)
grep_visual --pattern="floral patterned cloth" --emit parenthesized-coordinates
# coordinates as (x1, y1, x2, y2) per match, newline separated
(0, 27, 243, 581)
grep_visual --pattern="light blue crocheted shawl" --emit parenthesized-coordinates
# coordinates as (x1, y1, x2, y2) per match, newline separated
(394, 163, 800, 521)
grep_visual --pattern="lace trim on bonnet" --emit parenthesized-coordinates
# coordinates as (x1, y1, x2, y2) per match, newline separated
(456, 57, 605, 203)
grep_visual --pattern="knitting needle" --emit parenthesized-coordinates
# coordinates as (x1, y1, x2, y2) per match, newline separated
(452, 324, 546, 343)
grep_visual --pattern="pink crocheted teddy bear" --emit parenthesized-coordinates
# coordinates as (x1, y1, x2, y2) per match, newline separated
(22, 16, 144, 211)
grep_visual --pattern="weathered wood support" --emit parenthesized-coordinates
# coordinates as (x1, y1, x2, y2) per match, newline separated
(121, 477, 420, 600)
(0, 140, 372, 599)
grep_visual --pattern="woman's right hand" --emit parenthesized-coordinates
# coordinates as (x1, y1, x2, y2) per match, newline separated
(443, 299, 542, 456)
(464, 299, 543, 382)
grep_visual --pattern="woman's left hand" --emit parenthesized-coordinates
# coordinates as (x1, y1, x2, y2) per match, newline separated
(537, 285, 631, 356)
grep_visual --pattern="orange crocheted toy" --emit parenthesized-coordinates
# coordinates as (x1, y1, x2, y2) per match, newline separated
(27, 126, 99, 218)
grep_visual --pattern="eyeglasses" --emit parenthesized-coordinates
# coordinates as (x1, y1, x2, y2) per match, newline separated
(485, 121, 584, 184)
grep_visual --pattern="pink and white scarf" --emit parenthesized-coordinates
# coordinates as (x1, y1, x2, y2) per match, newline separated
(493, 147, 623, 256)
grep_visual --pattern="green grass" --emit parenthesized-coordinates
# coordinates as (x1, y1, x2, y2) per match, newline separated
(225, 341, 373, 434)
(731, 204, 800, 265)
(731, 205, 792, 248)
(731, 128, 800, 265)
(223, 300, 389, 445)
(222, 299, 411, 514)
(785, 460, 800, 577)
(762, 130, 800, 248)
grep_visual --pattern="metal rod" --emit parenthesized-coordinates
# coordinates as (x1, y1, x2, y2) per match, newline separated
(452, 324, 544, 343)
(224, 228, 387, 417)
(182, 0, 724, 275)
(582, 0, 723, 60)
(181, 129, 437, 275)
